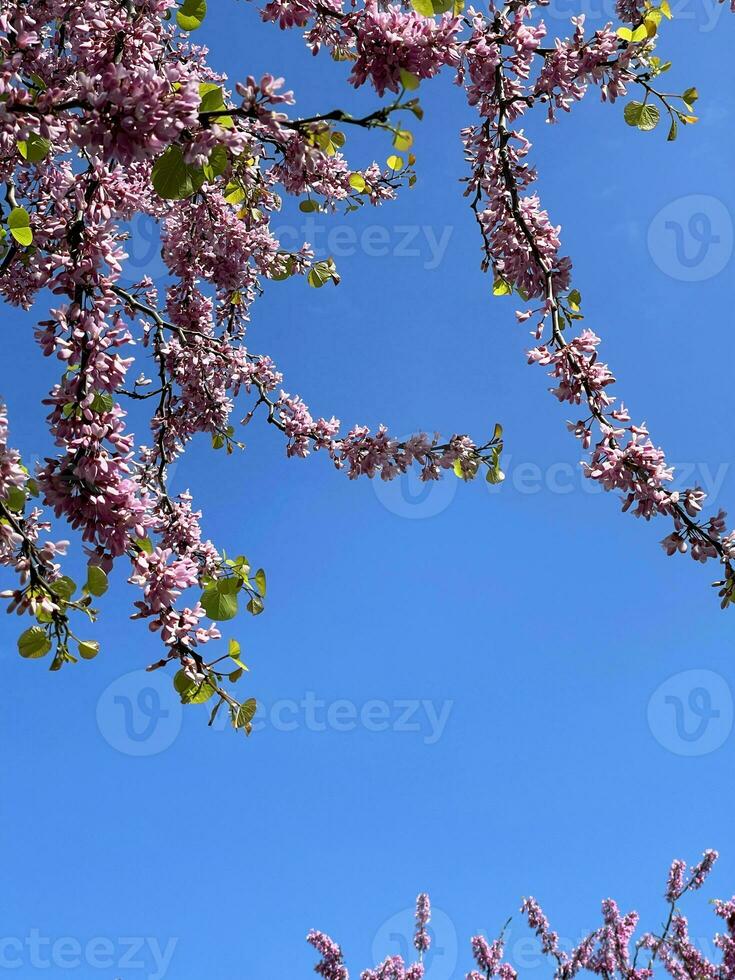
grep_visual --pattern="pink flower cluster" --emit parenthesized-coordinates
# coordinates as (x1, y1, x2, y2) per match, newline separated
(310, 854, 731, 980)
(347, 2, 462, 96)
(275, 392, 482, 481)
(0, 403, 69, 616)
(310, 851, 735, 980)
(534, 16, 631, 120)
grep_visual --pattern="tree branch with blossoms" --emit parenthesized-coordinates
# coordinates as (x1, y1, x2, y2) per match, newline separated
(309, 851, 735, 980)
(2, 0, 735, 731)
(0, 0, 500, 731)
(256, 0, 735, 606)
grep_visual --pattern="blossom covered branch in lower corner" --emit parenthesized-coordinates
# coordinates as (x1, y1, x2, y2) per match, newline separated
(309, 851, 734, 980)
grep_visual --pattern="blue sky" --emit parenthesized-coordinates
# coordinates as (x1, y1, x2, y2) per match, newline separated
(3, 3, 735, 978)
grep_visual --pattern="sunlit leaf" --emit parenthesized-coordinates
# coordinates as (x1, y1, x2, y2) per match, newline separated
(623, 101, 660, 131)
(8, 207, 32, 246)
(17, 132, 51, 163)
(78, 640, 100, 660)
(177, 0, 206, 30)
(18, 626, 51, 659)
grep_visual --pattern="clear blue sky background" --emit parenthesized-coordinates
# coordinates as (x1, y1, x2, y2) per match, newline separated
(3, 3, 735, 978)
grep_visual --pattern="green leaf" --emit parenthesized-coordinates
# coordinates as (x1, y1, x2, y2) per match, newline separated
(411, 0, 455, 14)
(136, 536, 154, 554)
(386, 154, 404, 171)
(247, 595, 264, 616)
(682, 86, 699, 108)
(617, 23, 649, 42)
(393, 130, 413, 152)
(208, 698, 224, 727)
(85, 564, 108, 597)
(27, 73, 48, 92)
(299, 199, 320, 213)
(51, 576, 77, 602)
(198, 83, 225, 113)
(90, 390, 114, 414)
(254, 568, 266, 596)
(3, 485, 27, 512)
(232, 697, 257, 731)
(174, 669, 216, 704)
(228, 638, 248, 670)
(348, 173, 367, 192)
(315, 129, 345, 156)
(198, 83, 233, 127)
(224, 180, 246, 205)
(307, 259, 339, 289)
(492, 422, 503, 442)
(492, 278, 512, 296)
(270, 255, 294, 281)
(8, 207, 32, 246)
(151, 145, 203, 201)
(200, 578, 239, 621)
(176, 0, 207, 30)
(18, 626, 51, 659)
(486, 465, 505, 485)
(202, 144, 229, 182)
(17, 132, 51, 163)
(78, 640, 100, 660)
(568, 288, 582, 311)
(667, 116, 678, 141)
(399, 69, 420, 91)
(623, 101, 661, 131)
(453, 459, 477, 481)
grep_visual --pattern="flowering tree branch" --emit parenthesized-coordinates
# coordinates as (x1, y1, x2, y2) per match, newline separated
(1, 0, 732, 730)
(309, 851, 735, 980)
